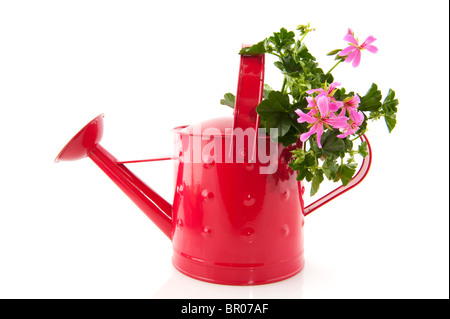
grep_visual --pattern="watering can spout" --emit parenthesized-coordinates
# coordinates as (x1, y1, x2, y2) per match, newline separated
(55, 114, 173, 239)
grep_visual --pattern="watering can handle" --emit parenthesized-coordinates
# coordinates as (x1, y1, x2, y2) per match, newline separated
(303, 134, 373, 216)
(233, 48, 265, 133)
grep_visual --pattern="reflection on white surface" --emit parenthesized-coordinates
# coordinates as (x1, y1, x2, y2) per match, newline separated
(153, 268, 304, 299)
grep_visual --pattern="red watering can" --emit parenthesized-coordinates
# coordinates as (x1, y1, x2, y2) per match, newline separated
(55, 52, 372, 285)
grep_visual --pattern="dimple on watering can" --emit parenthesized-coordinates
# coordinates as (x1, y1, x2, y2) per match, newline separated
(55, 51, 372, 285)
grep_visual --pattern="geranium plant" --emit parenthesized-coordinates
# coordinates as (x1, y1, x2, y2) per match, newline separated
(221, 24, 399, 196)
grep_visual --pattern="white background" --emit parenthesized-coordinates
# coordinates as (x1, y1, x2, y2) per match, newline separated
(0, 0, 448, 299)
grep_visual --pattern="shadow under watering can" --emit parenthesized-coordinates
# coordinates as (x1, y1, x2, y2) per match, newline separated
(55, 50, 372, 285)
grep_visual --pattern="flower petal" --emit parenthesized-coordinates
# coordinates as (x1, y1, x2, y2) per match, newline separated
(362, 35, 376, 46)
(329, 101, 343, 112)
(306, 96, 315, 105)
(350, 110, 364, 125)
(315, 124, 324, 148)
(345, 49, 358, 63)
(346, 95, 361, 108)
(316, 91, 329, 100)
(344, 33, 358, 45)
(325, 115, 349, 129)
(339, 46, 356, 57)
(364, 44, 378, 53)
(329, 82, 341, 92)
(347, 126, 358, 136)
(317, 96, 329, 118)
(352, 50, 361, 68)
(300, 124, 318, 142)
(306, 88, 325, 95)
(295, 109, 317, 124)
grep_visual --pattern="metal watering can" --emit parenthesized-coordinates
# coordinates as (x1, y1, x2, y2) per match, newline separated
(55, 52, 372, 285)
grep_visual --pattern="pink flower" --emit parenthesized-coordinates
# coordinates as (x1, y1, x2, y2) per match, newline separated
(340, 94, 361, 114)
(337, 110, 364, 138)
(339, 28, 378, 67)
(295, 96, 348, 148)
(305, 84, 343, 114)
(306, 82, 341, 97)
(305, 97, 342, 115)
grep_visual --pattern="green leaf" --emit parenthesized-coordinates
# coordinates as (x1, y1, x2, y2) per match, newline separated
(268, 28, 296, 52)
(290, 149, 317, 182)
(358, 141, 369, 158)
(310, 139, 323, 158)
(339, 162, 358, 186)
(220, 93, 235, 108)
(333, 88, 349, 101)
(381, 89, 399, 133)
(257, 91, 293, 137)
(384, 114, 397, 133)
(275, 116, 303, 146)
(281, 55, 302, 74)
(321, 130, 346, 155)
(304, 151, 316, 167)
(344, 137, 353, 151)
(278, 133, 299, 146)
(239, 40, 268, 55)
(314, 68, 334, 85)
(274, 61, 285, 72)
(265, 115, 292, 137)
(358, 83, 382, 112)
(296, 167, 314, 182)
(322, 157, 339, 180)
(311, 170, 324, 196)
(263, 84, 274, 100)
(382, 89, 399, 112)
(294, 42, 315, 61)
(257, 91, 290, 114)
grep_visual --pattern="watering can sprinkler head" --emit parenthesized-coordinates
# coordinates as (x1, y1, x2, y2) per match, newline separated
(55, 114, 105, 163)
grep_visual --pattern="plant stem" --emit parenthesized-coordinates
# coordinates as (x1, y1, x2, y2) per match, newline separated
(351, 131, 366, 141)
(299, 31, 309, 43)
(281, 76, 287, 94)
(326, 60, 342, 75)
(270, 52, 282, 59)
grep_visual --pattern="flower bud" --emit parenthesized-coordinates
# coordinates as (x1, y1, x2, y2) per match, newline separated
(327, 49, 342, 56)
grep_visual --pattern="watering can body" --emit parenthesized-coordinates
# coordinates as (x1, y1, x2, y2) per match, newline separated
(171, 117, 306, 284)
(55, 51, 372, 285)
